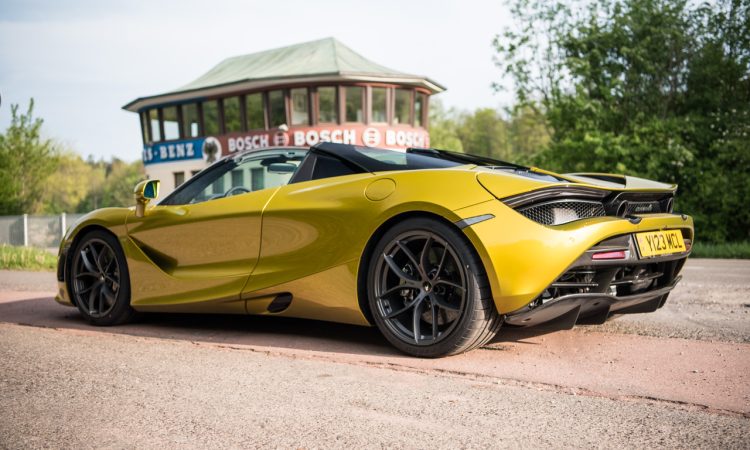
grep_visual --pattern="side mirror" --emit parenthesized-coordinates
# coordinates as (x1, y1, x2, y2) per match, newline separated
(134, 179, 160, 218)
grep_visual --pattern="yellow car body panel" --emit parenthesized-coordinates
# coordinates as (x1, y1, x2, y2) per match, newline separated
(56, 146, 694, 329)
(455, 200, 693, 313)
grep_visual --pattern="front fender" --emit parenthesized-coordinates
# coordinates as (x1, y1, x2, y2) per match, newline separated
(55, 207, 133, 306)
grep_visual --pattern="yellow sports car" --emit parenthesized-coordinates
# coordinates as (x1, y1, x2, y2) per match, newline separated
(55, 143, 693, 357)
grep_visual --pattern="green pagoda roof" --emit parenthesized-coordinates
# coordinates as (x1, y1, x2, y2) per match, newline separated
(124, 37, 445, 112)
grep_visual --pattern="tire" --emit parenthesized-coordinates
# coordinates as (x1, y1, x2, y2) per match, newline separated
(68, 229, 135, 326)
(367, 217, 502, 357)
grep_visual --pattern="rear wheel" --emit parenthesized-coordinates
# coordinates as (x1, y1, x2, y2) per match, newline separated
(367, 217, 502, 357)
(69, 230, 134, 326)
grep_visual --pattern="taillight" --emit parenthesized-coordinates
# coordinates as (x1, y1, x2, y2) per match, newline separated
(592, 250, 627, 260)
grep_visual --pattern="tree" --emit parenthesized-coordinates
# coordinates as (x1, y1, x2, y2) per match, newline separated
(99, 159, 146, 208)
(506, 105, 551, 164)
(0, 100, 60, 214)
(40, 152, 97, 214)
(494, 0, 750, 242)
(456, 108, 511, 159)
(428, 99, 464, 151)
(429, 99, 549, 164)
(78, 158, 145, 211)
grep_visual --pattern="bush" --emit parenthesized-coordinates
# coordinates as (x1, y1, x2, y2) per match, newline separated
(691, 241, 750, 259)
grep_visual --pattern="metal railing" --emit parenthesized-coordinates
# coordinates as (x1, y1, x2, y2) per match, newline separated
(0, 214, 86, 249)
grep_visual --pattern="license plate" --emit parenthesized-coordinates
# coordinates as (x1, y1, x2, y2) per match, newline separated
(635, 230, 686, 258)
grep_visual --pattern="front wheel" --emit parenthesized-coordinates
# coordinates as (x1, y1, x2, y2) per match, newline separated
(367, 217, 502, 357)
(69, 230, 135, 326)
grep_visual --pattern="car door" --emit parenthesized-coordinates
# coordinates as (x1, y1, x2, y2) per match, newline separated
(125, 149, 304, 308)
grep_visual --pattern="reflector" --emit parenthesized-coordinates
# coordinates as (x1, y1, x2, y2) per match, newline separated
(592, 250, 627, 260)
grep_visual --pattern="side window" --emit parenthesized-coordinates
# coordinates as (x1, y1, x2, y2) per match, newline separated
(394, 89, 411, 124)
(245, 93, 264, 129)
(161, 152, 305, 205)
(182, 103, 200, 137)
(162, 106, 180, 140)
(250, 167, 265, 190)
(317, 87, 338, 123)
(371, 87, 387, 123)
(223, 97, 242, 133)
(344, 87, 364, 122)
(149, 109, 161, 141)
(173, 171, 185, 188)
(202, 100, 220, 135)
(268, 90, 286, 127)
(311, 154, 358, 180)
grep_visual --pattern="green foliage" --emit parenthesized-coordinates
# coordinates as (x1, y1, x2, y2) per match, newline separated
(0, 100, 60, 214)
(428, 99, 464, 151)
(456, 108, 511, 159)
(428, 99, 549, 163)
(506, 105, 551, 165)
(691, 241, 750, 259)
(0, 99, 146, 215)
(41, 151, 98, 214)
(0, 244, 57, 271)
(77, 158, 145, 211)
(494, 0, 750, 242)
(100, 159, 146, 209)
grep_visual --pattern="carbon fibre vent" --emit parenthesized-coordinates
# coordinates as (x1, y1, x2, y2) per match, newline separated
(518, 201, 606, 225)
(623, 201, 662, 215)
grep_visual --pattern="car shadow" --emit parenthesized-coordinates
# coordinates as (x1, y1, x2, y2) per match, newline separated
(0, 295, 572, 357)
(0, 296, 401, 358)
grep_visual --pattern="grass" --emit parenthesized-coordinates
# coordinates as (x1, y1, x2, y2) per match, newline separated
(0, 244, 57, 271)
(691, 241, 750, 259)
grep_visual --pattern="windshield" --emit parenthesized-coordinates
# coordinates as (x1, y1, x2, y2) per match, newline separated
(160, 149, 306, 205)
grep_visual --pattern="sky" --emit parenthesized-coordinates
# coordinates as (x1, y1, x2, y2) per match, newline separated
(0, 0, 515, 162)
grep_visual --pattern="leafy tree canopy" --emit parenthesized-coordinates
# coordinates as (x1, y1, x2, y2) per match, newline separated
(0, 100, 60, 215)
(0, 99, 146, 215)
(494, 0, 750, 242)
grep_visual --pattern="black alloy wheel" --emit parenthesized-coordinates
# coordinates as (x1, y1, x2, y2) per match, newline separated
(368, 217, 502, 357)
(70, 230, 134, 326)
(374, 231, 467, 345)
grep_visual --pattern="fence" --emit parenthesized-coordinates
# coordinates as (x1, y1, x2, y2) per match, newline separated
(0, 214, 86, 249)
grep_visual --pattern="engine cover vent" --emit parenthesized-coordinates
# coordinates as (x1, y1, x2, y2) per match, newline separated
(519, 200, 606, 225)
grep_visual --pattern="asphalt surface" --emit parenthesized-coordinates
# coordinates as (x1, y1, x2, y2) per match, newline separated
(0, 259, 748, 448)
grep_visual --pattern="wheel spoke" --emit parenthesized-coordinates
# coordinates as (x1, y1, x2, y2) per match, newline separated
(89, 244, 104, 273)
(74, 271, 99, 279)
(412, 299, 426, 343)
(96, 246, 109, 274)
(87, 281, 101, 312)
(104, 275, 119, 291)
(80, 249, 97, 273)
(383, 254, 418, 282)
(429, 292, 460, 312)
(378, 284, 416, 300)
(435, 279, 465, 292)
(433, 246, 448, 280)
(431, 303, 438, 339)
(77, 279, 101, 295)
(385, 291, 425, 319)
(419, 236, 433, 276)
(102, 251, 115, 273)
(100, 285, 116, 311)
(396, 241, 426, 279)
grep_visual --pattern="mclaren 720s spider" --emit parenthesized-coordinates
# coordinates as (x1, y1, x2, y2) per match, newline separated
(55, 143, 693, 357)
